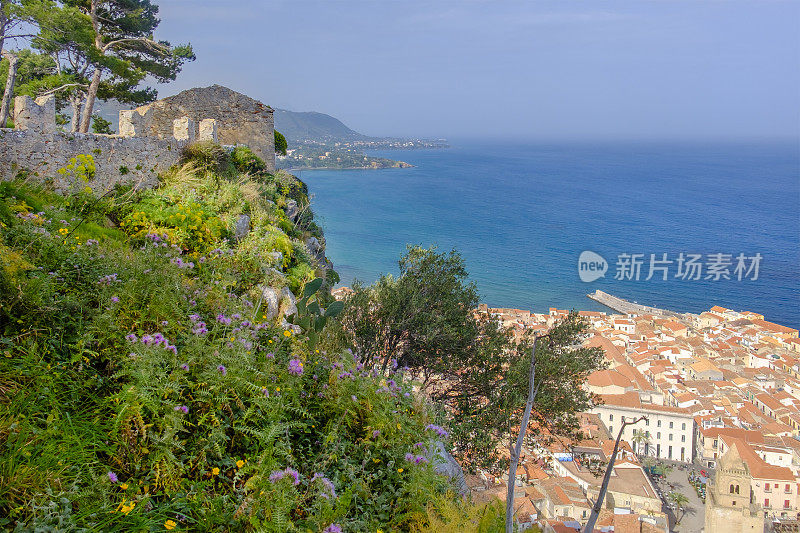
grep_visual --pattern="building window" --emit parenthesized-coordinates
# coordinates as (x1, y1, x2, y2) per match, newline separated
(736, 485, 740, 494)
(765, 499, 770, 508)
(786, 484, 791, 493)
(657, 432, 661, 439)
(682, 422, 686, 430)
(730, 484, 736, 494)
(785, 500, 791, 509)
(658, 420, 662, 428)
(681, 435, 686, 442)
(732, 500, 736, 506)
(609, 414, 614, 421)
(669, 421, 674, 429)
(668, 446, 672, 459)
(669, 434, 673, 441)
(766, 483, 771, 492)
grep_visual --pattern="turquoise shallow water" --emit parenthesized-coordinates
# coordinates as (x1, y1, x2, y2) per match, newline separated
(297, 140, 800, 328)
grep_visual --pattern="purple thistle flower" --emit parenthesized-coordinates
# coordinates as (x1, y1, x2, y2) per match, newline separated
(180, 363, 189, 371)
(269, 467, 300, 485)
(166, 345, 178, 355)
(323, 525, 342, 533)
(372, 430, 380, 438)
(107, 471, 118, 483)
(351, 395, 358, 402)
(217, 365, 227, 375)
(110, 296, 119, 303)
(125, 333, 138, 343)
(285, 467, 300, 485)
(266, 352, 275, 359)
(425, 424, 449, 438)
(414, 455, 428, 465)
(174, 405, 189, 414)
(405, 453, 414, 462)
(262, 388, 269, 397)
(288, 359, 303, 376)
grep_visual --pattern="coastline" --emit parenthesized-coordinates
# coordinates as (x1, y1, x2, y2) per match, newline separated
(283, 164, 414, 172)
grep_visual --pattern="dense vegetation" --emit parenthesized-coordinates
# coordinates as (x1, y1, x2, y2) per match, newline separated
(0, 145, 507, 531)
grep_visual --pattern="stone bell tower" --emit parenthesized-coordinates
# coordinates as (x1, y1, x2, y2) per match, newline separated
(704, 441, 765, 532)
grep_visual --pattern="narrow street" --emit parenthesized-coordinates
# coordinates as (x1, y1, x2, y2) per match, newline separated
(649, 463, 707, 533)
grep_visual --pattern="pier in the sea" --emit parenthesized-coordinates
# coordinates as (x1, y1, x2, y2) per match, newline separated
(587, 290, 683, 318)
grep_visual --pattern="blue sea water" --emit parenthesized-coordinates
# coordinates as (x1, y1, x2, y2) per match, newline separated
(297, 140, 800, 328)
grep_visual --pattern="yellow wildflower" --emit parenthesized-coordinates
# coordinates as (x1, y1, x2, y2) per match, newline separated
(212, 467, 220, 476)
(164, 519, 177, 530)
(120, 483, 128, 490)
(236, 459, 244, 469)
(397, 468, 403, 473)
(283, 330, 292, 337)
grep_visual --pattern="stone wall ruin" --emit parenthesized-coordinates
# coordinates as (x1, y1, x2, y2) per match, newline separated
(0, 85, 275, 192)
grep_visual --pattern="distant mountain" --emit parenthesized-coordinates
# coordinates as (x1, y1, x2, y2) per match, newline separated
(274, 109, 370, 142)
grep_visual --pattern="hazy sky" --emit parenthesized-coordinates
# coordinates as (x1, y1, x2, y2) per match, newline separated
(157, 1, 800, 140)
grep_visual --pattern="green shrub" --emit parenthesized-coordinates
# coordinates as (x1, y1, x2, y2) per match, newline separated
(91, 114, 114, 135)
(181, 141, 230, 174)
(274, 130, 288, 156)
(231, 146, 271, 177)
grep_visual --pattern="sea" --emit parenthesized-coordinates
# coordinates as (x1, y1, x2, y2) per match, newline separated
(296, 140, 800, 328)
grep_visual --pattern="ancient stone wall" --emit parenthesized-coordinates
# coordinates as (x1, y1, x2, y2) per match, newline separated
(0, 95, 198, 192)
(132, 85, 275, 170)
(0, 85, 276, 192)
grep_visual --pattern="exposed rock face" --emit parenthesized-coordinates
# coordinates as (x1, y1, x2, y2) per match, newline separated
(132, 85, 275, 170)
(234, 214, 251, 241)
(305, 236, 323, 260)
(284, 199, 299, 222)
(261, 285, 300, 323)
(429, 440, 468, 496)
(261, 287, 280, 320)
(280, 287, 298, 317)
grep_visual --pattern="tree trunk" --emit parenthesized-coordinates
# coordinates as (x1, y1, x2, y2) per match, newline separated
(0, 50, 18, 128)
(70, 93, 82, 133)
(0, 0, 7, 58)
(79, 67, 101, 133)
(506, 337, 538, 533)
(583, 416, 646, 533)
(79, 0, 102, 133)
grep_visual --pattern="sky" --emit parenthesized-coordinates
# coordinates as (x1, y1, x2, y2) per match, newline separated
(156, 1, 800, 141)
